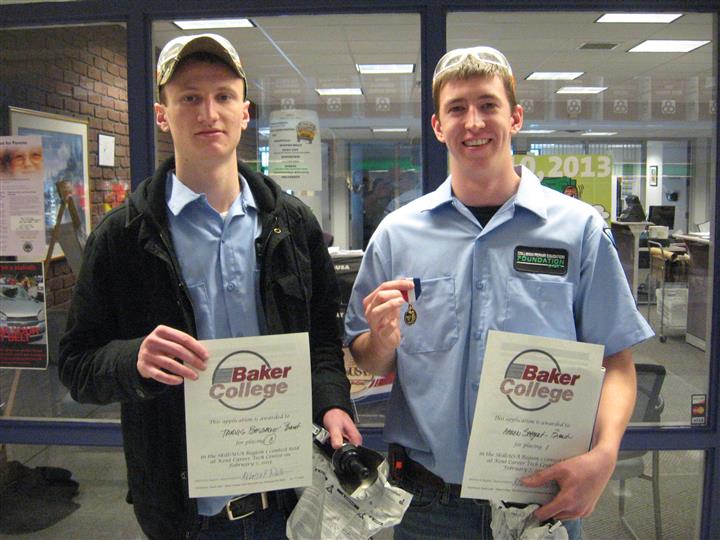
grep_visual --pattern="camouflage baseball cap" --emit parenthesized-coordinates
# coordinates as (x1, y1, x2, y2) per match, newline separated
(156, 33, 247, 98)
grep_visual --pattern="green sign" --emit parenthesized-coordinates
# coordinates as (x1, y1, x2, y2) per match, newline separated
(514, 154, 613, 222)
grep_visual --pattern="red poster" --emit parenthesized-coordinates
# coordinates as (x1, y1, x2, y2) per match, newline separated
(0, 261, 48, 369)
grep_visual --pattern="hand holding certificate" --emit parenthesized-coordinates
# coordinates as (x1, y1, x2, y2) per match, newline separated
(184, 333, 313, 498)
(461, 330, 605, 504)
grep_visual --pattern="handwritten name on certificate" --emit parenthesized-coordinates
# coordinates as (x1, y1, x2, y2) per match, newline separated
(184, 333, 312, 498)
(461, 330, 605, 504)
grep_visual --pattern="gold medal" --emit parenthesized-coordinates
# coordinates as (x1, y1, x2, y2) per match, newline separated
(404, 305, 417, 325)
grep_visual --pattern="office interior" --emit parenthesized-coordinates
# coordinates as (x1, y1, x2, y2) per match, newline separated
(0, 1, 719, 538)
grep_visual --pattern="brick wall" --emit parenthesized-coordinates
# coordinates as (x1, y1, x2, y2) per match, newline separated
(0, 25, 130, 308)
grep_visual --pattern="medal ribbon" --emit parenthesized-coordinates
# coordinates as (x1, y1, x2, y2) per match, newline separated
(401, 278, 422, 303)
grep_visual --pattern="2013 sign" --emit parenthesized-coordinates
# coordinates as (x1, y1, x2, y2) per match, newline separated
(516, 154, 612, 180)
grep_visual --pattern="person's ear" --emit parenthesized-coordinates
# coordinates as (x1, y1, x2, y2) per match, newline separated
(431, 113, 446, 143)
(510, 104, 523, 135)
(155, 103, 170, 132)
(239, 100, 250, 131)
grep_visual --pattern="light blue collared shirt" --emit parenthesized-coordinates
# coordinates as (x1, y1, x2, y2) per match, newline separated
(166, 171, 261, 515)
(344, 165, 653, 484)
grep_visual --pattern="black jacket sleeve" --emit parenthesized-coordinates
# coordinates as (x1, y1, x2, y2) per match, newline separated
(303, 207, 354, 422)
(58, 213, 166, 405)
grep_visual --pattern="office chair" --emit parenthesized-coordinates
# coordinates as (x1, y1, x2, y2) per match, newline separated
(612, 363, 666, 540)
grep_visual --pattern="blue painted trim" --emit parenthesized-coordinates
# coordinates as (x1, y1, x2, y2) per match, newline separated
(707, 448, 720, 539)
(127, 12, 155, 190)
(0, 418, 123, 447)
(421, 3, 448, 193)
(1, 417, 716, 450)
(0, 1, 718, 536)
(703, 15, 720, 539)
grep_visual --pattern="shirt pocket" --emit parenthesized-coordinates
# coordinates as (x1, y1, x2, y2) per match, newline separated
(401, 276, 460, 354)
(502, 277, 577, 341)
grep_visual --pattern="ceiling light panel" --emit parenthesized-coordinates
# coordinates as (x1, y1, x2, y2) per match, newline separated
(316, 88, 363, 96)
(173, 19, 255, 29)
(629, 40, 710, 53)
(596, 13, 683, 24)
(526, 72, 584, 81)
(357, 64, 415, 74)
(556, 86, 608, 94)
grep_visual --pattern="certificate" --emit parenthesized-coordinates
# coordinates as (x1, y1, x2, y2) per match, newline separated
(461, 330, 605, 503)
(184, 333, 312, 498)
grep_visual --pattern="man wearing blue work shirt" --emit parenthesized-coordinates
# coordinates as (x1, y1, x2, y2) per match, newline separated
(344, 46, 653, 540)
(59, 34, 360, 539)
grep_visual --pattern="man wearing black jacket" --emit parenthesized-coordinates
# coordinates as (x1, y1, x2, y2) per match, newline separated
(59, 33, 360, 539)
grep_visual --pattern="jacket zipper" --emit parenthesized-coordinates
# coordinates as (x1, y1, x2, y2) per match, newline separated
(150, 230, 197, 337)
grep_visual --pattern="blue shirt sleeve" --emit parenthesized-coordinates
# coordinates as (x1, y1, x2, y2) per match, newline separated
(343, 229, 391, 346)
(575, 215, 654, 356)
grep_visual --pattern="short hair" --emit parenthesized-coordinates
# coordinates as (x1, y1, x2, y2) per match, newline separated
(158, 51, 241, 104)
(432, 56, 517, 113)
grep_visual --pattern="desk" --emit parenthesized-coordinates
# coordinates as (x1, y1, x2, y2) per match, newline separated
(673, 234, 711, 350)
(611, 221, 651, 304)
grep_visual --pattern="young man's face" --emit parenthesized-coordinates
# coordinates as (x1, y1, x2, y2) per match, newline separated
(431, 74, 522, 178)
(154, 59, 249, 166)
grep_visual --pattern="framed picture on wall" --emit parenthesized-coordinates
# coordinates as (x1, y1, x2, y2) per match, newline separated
(9, 106, 91, 255)
(649, 165, 659, 187)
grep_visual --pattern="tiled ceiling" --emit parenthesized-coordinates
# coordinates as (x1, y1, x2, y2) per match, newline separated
(152, 11, 716, 140)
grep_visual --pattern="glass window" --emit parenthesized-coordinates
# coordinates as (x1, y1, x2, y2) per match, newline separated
(586, 449, 705, 539)
(0, 23, 130, 421)
(152, 14, 422, 251)
(448, 11, 716, 428)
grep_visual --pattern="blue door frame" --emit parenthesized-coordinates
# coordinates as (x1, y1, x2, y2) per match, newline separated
(1, 1, 718, 537)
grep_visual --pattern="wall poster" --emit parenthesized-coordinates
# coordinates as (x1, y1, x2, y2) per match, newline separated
(0, 261, 48, 370)
(9, 107, 91, 254)
(0, 136, 46, 259)
(269, 109, 322, 192)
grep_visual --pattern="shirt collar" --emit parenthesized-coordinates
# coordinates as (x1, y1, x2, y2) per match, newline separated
(418, 165, 547, 221)
(165, 171, 258, 216)
(416, 176, 454, 212)
(511, 165, 548, 220)
(238, 174, 258, 213)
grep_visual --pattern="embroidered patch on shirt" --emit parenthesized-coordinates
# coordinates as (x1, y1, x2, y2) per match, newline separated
(514, 246, 569, 276)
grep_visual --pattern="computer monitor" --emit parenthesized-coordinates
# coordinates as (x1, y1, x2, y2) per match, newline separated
(648, 205, 675, 230)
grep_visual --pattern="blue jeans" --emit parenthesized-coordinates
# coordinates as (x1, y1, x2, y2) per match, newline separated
(393, 480, 582, 540)
(194, 506, 287, 540)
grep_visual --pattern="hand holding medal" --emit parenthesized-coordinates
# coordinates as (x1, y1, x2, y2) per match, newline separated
(360, 279, 418, 362)
(401, 278, 422, 326)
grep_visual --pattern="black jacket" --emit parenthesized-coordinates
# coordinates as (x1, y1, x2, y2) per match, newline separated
(58, 157, 352, 537)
